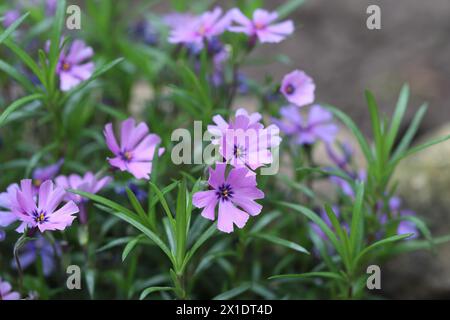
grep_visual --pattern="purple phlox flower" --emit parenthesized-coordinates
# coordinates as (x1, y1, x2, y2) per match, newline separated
(326, 141, 353, 174)
(130, 20, 159, 46)
(280, 70, 315, 107)
(228, 8, 294, 44)
(3, 9, 21, 28)
(208, 108, 281, 170)
(272, 104, 338, 145)
(378, 196, 418, 239)
(397, 210, 419, 239)
(389, 196, 402, 212)
(10, 179, 78, 233)
(12, 234, 61, 277)
(209, 39, 230, 87)
(55, 172, 111, 224)
(309, 206, 348, 240)
(163, 12, 196, 30)
(168, 7, 232, 49)
(208, 108, 264, 144)
(104, 117, 165, 180)
(237, 73, 249, 94)
(0, 278, 20, 300)
(193, 163, 264, 233)
(0, 183, 20, 230)
(32, 158, 64, 192)
(329, 168, 366, 199)
(45, 0, 57, 16)
(55, 172, 111, 203)
(54, 39, 95, 91)
(115, 182, 147, 203)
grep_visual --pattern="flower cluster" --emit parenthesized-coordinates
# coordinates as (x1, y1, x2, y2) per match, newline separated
(168, 7, 294, 49)
(193, 108, 280, 233)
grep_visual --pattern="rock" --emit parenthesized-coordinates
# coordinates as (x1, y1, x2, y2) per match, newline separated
(383, 123, 450, 298)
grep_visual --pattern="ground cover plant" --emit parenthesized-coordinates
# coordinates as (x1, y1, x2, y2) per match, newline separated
(1, 0, 450, 300)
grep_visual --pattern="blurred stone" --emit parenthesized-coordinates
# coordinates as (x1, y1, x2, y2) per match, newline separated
(383, 123, 450, 298)
(128, 81, 154, 118)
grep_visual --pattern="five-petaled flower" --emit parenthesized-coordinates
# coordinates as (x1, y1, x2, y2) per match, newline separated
(10, 179, 78, 233)
(168, 7, 231, 49)
(208, 108, 281, 170)
(55, 172, 111, 224)
(56, 40, 95, 91)
(192, 163, 264, 233)
(104, 117, 165, 180)
(272, 105, 338, 145)
(281, 70, 315, 107)
(228, 8, 294, 44)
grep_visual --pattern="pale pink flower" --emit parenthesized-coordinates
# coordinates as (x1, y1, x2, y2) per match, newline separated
(104, 118, 165, 180)
(281, 70, 315, 107)
(228, 8, 294, 43)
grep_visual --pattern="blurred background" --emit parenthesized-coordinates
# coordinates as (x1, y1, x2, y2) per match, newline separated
(257, 0, 450, 299)
(2, 0, 450, 299)
(51, 0, 450, 299)
(160, 0, 450, 299)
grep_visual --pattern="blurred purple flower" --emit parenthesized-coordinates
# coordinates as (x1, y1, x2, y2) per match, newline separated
(193, 163, 264, 233)
(329, 169, 366, 199)
(280, 70, 315, 107)
(32, 159, 64, 191)
(45, 0, 57, 16)
(228, 8, 294, 44)
(10, 179, 78, 233)
(378, 196, 418, 239)
(163, 12, 196, 30)
(272, 105, 338, 145)
(55, 39, 95, 91)
(309, 206, 349, 240)
(309, 206, 349, 253)
(104, 117, 165, 180)
(130, 20, 159, 46)
(55, 172, 111, 224)
(168, 7, 232, 49)
(237, 73, 249, 94)
(2, 9, 20, 28)
(397, 218, 418, 239)
(115, 183, 147, 203)
(0, 183, 20, 231)
(0, 278, 20, 300)
(12, 234, 61, 277)
(0, 229, 5, 241)
(325, 142, 353, 173)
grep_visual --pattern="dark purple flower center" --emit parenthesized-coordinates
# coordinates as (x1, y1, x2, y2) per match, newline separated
(216, 183, 234, 202)
(32, 209, 48, 224)
(119, 150, 133, 162)
(233, 144, 246, 158)
(285, 84, 295, 95)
